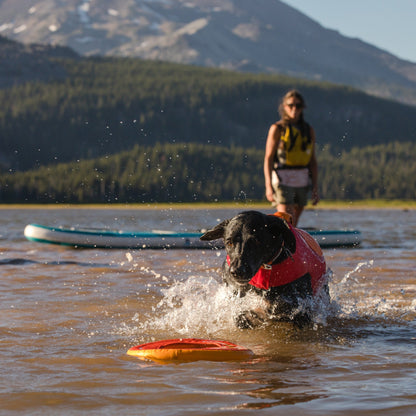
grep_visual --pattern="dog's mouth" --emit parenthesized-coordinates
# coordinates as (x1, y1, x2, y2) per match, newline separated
(227, 259, 260, 284)
(231, 275, 253, 285)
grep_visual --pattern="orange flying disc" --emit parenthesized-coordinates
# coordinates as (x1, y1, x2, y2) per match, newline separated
(127, 338, 254, 363)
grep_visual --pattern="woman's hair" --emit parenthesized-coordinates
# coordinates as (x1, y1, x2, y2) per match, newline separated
(278, 90, 306, 124)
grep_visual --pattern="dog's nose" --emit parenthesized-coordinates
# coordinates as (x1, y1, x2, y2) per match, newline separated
(229, 263, 249, 281)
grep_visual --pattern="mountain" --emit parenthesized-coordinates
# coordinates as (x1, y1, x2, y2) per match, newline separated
(1, 0, 416, 105)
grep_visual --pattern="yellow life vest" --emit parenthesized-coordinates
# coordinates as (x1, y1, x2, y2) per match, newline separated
(276, 123, 313, 168)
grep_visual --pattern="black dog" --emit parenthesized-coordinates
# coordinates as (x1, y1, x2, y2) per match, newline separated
(200, 211, 328, 328)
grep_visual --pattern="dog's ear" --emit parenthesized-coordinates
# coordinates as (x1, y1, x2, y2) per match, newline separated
(266, 216, 296, 252)
(200, 219, 230, 241)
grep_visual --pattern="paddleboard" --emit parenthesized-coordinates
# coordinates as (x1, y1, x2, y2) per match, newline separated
(23, 223, 361, 249)
(23, 224, 222, 249)
(127, 338, 254, 363)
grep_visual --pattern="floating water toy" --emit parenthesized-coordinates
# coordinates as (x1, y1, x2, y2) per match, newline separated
(127, 338, 254, 363)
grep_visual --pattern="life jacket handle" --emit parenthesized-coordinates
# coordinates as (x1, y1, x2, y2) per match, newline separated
(272, 211, 293, 224)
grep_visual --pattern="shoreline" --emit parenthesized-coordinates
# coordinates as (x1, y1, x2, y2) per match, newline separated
(1, 200, 415, 210)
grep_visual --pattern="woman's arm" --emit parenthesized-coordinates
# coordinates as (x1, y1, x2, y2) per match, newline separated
(308, 127, 319, 205)
(264, 123, 280, 202)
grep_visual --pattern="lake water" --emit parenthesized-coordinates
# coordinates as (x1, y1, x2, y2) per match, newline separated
(1, 206, 415, 415)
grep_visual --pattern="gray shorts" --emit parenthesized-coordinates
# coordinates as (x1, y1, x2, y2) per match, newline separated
(273, 184, 309, 207)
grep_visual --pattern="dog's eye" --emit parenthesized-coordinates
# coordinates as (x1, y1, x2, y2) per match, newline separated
(248, 237, 261, 247)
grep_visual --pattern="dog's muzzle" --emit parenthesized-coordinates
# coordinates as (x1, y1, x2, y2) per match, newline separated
(227, 257, 255, 284)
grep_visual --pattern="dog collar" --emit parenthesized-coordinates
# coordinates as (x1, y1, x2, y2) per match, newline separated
(262, 242, 285, 270)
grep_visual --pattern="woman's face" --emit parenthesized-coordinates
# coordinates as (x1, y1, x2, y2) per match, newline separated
(284, 97, 303, 121)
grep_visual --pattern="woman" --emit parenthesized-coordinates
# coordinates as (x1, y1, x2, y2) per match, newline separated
(264, 90, 319, 226)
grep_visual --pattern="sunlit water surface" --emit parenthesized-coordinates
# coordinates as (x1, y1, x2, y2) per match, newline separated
(0, 207, 415, 415)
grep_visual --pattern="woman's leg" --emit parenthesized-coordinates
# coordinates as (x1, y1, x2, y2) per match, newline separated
(277, 203, 303, 226)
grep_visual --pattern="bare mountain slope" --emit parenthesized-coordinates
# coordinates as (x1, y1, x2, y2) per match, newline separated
(1, 0, 416, 104)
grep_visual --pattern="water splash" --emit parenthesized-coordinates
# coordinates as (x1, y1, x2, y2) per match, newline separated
(338, 260, 374, 286)
(124, 268, 337, 337)
(138, 275, 270, 336)
(118, 257, 415, 343)
(330, 259, 416, 322)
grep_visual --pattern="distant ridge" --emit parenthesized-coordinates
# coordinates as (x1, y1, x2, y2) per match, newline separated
(0, 35, 78, 88)
(0, 0, 415, 105)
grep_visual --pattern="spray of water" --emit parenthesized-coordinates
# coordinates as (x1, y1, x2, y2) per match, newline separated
(117, 256, 415, 344)
(125, 268, 337, 337)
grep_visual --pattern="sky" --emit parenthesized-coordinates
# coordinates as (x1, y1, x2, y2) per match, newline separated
(282, 0, 416, 63)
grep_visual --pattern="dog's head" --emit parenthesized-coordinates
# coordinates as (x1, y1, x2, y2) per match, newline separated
(200, 211, 295, 284)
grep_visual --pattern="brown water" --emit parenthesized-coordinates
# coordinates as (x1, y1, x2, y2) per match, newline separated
(1, 207, 415, 415)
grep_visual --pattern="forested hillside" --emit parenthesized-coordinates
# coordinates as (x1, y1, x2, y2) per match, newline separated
(1, 57, 416, 172)
(1, 142, 414, 203)
(2, 0, 416, 106)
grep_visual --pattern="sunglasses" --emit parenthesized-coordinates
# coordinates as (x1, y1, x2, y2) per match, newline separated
(286, 103, 303, 109)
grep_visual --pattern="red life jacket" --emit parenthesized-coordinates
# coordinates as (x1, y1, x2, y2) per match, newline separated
(248, 223, 326, 294)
